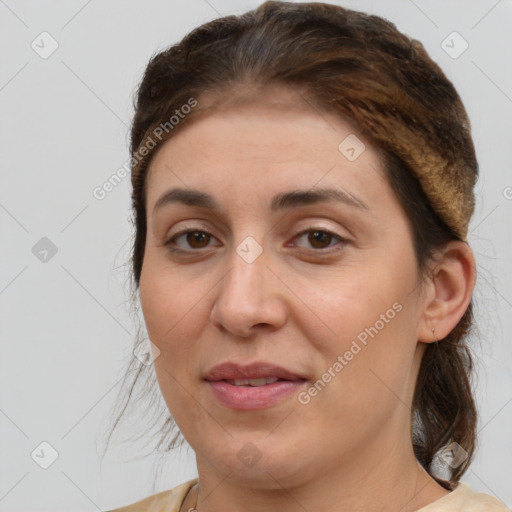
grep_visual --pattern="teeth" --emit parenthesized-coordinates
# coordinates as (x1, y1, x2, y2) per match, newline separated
(248, 378, 268, 387)
(228, 377, 280, 386)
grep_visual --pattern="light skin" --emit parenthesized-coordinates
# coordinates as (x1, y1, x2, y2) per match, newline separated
(138, 85, 476, 512)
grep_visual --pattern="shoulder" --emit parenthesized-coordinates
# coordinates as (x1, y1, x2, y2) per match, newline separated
(105, 478, 198, 512)
(417, 483, 510, 512)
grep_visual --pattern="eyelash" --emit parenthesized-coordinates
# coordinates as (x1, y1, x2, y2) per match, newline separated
(164, 226, 348, 254)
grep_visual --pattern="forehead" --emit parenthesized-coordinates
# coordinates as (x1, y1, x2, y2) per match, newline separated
(143, 84, 391, 219)
(149, 82, 371, 163)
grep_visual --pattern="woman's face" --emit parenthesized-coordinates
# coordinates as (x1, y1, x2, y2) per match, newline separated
(139, 86, 430, 486)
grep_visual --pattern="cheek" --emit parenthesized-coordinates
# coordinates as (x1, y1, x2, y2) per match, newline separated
(138, 257, 217, 414)
(139, 256, 208, 350)
(139, 269, 172, 346)
(294, 251, 420, 404)
(294, 259, 414, 351)
(139, 266, 208, 428)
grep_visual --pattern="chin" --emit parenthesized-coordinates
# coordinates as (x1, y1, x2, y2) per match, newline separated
(198, 436, 321, 489)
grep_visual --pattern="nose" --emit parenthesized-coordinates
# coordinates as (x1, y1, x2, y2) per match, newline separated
(209, 247, 288, 338)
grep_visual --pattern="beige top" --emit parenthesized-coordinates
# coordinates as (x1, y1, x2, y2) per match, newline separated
(107, 477, 509, 511)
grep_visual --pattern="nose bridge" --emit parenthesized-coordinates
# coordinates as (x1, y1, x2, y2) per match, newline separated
(222, 240, 268, 308)
(221, 217, 269, 297)
(209, 235, 286, 335)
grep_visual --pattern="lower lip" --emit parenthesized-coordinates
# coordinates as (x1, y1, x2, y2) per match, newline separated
(207, 380, 306, 410)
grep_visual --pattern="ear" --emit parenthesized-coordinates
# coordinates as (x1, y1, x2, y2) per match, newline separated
(417, 241, 476, 344)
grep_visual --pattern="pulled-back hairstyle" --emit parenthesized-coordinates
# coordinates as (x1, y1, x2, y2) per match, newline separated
(107, 1, 478, 489)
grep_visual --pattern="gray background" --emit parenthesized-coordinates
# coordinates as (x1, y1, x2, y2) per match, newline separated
(1, 0, 511, 510)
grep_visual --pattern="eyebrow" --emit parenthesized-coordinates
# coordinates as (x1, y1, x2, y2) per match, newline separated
(152, 186, 371, 214)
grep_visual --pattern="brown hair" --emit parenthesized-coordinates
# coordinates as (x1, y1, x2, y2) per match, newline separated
(106, 1, 478, 489)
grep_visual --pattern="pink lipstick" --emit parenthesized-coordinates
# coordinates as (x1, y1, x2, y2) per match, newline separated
(204, 361, 307, 410)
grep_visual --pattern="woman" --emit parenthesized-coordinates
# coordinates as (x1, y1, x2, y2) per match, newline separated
(107, 1, 509, 510)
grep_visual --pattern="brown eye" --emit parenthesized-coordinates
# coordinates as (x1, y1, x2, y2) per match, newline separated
(165, 230, 218, 252)
(308, 230, 332, 249)
(185, 231, 211, 248)
(293, 228, 348, 252)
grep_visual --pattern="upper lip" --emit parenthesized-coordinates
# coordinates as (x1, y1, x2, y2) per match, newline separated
(204, 361, 305, 382)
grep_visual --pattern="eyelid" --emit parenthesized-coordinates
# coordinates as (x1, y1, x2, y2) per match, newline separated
(294, 223, 348, 239)
(165, 220, 215, 240)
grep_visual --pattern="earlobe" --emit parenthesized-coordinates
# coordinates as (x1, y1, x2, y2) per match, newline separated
(418, 241, 476, 344)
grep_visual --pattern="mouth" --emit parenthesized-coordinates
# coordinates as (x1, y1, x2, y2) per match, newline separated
(204, 361, 305, 382)
(223, 377, 285, 386)
(204, 361, 307, 410)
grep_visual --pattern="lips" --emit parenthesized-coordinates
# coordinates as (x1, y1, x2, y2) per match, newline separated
(204, 361, 307, 410)
(204, 361, 305, 382)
